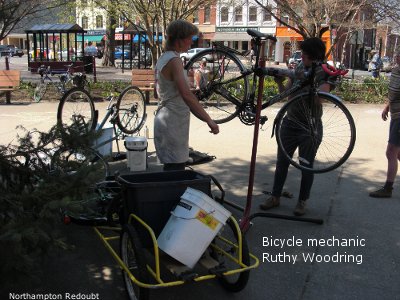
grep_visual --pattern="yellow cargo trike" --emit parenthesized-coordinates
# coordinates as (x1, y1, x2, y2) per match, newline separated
(66, 170, 259, 300)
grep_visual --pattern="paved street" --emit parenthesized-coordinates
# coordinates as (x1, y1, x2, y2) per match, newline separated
(1, 58, 399, 300)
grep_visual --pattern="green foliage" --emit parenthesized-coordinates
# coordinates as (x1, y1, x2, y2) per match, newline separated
(0, 125, 103, 286)
(333, 76, 389, 104)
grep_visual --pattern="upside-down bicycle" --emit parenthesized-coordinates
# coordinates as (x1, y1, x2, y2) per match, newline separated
(185, 29, 356, 174)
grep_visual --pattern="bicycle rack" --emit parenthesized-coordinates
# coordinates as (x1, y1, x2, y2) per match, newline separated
(223, 39, 323, 233)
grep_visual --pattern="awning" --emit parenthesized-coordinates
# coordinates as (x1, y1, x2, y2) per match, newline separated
(133, 35, 162, 43)
(80, 35, 104, 42)
(214, 32, 250, 41)
(275, 27, 330, 40)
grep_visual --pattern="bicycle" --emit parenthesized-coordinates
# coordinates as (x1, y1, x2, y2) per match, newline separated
(33, 63, 90, 102)
(57, 85, 147, 152)
(184, 29, 356, 174)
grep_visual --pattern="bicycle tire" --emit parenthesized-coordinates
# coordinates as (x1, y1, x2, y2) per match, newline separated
(33, 80, 49, 102)
(50, 147, 109, 183)
(275, 92, 356, 173)
(116, 86, 146, 134)
(185, 48, 249, 124)
(57, 87, 96, 135)
(210, 217, 250, 292)
(120, 224, 149, 300)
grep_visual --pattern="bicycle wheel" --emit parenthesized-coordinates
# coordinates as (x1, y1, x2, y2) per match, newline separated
(275, 92, 356, 173)
(33, 80, 49, 102)
(57, 87, 96, 135)
(185, 48, 249, 124)
(120, 224, 149, 300)
(116, 86, 146, 134)
(50, 147, 109, 183)
(210, 217, 250, 292)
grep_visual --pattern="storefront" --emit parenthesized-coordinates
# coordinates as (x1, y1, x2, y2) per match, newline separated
(214, 27, 260, 52)
(274, 27, 331, 63)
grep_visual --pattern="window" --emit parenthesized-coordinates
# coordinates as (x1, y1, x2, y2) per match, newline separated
(204, 7, 210, 23)
(81, 16, 88, 29)
(221, 7, 229, 23)
(193, 10, 199, 23)
(234, 7, 242, 22)
(263, 6, 272, 21)
(280, 15, 289, 25)
(96, 15, 103, 28)
(249, 6, 257, 22)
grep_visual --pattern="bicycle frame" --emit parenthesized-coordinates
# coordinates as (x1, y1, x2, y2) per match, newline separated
(207, 41, 320, 114)
(91, 96, 125, 154)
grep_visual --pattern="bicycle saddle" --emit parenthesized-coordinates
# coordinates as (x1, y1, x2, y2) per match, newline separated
(247, 29, 277, 42)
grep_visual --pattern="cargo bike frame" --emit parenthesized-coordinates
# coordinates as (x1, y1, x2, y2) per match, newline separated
(68, 170, 259, 300)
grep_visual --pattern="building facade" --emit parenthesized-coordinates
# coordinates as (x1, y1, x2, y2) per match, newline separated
(215, 0, 277, 59)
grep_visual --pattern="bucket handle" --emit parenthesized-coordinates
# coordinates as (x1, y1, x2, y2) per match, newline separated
(170, 209, 215, 220)
(208, 174, 225, 204)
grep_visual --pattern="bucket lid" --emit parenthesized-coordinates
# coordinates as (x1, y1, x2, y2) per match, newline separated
(180, 187, 232, 221)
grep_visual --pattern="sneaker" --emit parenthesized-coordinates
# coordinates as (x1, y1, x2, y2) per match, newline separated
(369, 187, 392, 198)
(293, 200, 307, 216)
(259, 196, 280, 210)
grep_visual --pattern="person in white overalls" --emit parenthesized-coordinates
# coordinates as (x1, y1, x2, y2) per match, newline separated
(154, 20, 219, 171)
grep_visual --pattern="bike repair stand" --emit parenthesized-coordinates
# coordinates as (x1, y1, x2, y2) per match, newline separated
(224, 39, 323, 233)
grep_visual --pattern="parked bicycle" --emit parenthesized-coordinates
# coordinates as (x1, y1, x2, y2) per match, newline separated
(184, 29, 356, 174)
(33, 64, 90, 102)
(57, 85, 147, 151)
(57, 86, 147, 227)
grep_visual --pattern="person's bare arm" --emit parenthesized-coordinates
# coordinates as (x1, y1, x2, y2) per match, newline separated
(162, 58, 219, 134)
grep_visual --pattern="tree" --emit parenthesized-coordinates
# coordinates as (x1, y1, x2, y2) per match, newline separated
(0, 0, 71, 42)
(107, 0, 214, 67)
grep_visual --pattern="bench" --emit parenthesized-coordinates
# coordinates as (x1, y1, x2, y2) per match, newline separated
(131, 69, 156, 103)
(0, 70, 21, 103)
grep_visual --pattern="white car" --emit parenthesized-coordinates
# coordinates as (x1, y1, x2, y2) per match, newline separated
(180, 48, 209, 60)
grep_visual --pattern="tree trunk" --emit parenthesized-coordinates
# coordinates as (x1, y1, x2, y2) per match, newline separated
(102, 11, 116, 67)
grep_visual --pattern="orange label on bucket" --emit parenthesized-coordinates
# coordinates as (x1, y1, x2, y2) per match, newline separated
(196, 209, 218, 230)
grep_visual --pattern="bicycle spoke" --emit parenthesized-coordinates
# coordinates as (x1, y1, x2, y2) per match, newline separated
(185, 48, 248, 124)
(275, 93, 356, 173)
(116, 86, 146, 134)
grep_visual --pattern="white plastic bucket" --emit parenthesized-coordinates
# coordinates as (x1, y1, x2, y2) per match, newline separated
(157, 187, 232, 268)
(124, 136, 147, 172)
(94, 125, 113, 157)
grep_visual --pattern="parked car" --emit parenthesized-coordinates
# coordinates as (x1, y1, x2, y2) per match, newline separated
(114, 47, 130, 59)
(7, 45, 24, 57)
(0, 45, 11, 57)
(287, 50, 302, 69)
(180, 48, 209, 60)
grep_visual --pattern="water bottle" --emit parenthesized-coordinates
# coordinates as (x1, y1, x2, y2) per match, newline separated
(144, 126, 149, 139)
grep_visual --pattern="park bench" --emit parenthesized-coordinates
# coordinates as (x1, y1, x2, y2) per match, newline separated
(0, 70, 21, 103)
(131, 69, 156, 103)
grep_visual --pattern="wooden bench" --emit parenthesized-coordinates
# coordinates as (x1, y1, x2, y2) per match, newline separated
(131, 69, 156, 103)
(0, 70, 21, 103)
